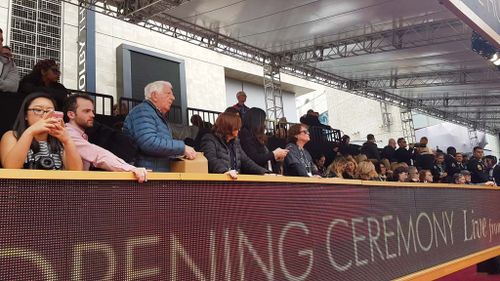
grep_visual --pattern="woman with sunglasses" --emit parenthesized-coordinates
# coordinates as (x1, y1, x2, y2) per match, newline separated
(283, 124, 317, 177)
(0, 92, 82, 170)
(18, 59, 69, 110)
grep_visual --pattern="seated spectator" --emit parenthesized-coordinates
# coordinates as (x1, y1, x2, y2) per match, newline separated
(375, 161, 389, 181)
(392, 166, 408, 182)
(64, 93, 147, 182)
(283, 124, 316, 177)
(354, 154, 368, 163)
(200, 112, 269, 178)
(408, 166, 419, 182)
(431, 152, 448, 183)
(326, 157, 347, 178)
(394, 137, 413, 165)
(191, 114, 212, 129)
(460, 170, 472, 184)
(0, 92, 82, 170)
(339, 135, 359, 157)
(418, 137, 432, 153)
(360, 134, 380, 161)
(343, 156, 358, 179)
(418, 169, 433, 183)
(357, 160, 378, 180)
(18, 59, 69, 110)
(190, 114, 213, 151)
(453, 173, 466, 184)
(0, 36, 20, 92)
(381, 138, 397, 163)
(239, 107, 288, 174)
(313, 154, 327, 177)
(447, 151, 466, 180)
(123, 81, 196, 172)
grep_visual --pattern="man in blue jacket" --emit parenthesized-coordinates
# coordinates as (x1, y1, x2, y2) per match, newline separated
(123, 81, 196, 172)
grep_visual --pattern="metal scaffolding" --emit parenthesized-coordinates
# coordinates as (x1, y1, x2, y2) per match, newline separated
(361, 68, 500, 89)
(400, 108, 416, 144)
(61, 1, 500, 133)
(263, 59, 284, 121)
(279, 18, 469, 64)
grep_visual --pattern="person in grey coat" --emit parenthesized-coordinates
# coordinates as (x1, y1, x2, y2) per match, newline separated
(284, 124, 316, 177)
(0, 29, 20, 92)
(123, 81, 196, 172)
(200, 112, 269, 179)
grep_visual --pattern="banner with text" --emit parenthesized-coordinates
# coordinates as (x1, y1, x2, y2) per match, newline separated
(0, 179, 499, 280)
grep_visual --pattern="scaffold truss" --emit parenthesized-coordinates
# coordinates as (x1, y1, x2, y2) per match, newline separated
(61, 0, 500, 133)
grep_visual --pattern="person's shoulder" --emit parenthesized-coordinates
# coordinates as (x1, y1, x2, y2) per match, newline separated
(1, 130, 16, 141)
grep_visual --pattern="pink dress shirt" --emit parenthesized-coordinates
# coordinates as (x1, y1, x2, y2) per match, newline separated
(65, 123, 135, 172)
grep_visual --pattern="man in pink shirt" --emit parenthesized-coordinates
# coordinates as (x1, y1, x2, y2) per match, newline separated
(64, 93, 147, 182)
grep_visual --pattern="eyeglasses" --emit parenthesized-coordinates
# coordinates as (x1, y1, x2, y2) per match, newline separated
(27, 108, 53, 116)
(50, 67, 60, 74)
(300, 130, 310, 135)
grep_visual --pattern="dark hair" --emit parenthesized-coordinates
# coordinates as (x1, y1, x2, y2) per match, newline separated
(63, 93, 94, 114)
(242, 107, 267, 145)
(473, 146, 483, 152)
(213, 112, 241, 139)
(2, 45, 11, 51)
(341, 135, 350, 144)
(13, 92, 61, 154)
(287, 124, 306, 143)
(397, 137, 405, 144)
(367, 134, 375, 141)
(224, 106, 240, 115)
(446, 146, 456, 155)
(32, 59, 58, 78)
(0, 28, 3, 33)
(393, 166, 408, 180)
(435, 152, 445, 158)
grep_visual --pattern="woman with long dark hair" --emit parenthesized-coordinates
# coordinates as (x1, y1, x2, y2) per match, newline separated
(200, 112, 269, 179)
(18, 59, 69, 110)
(0, 92, 82, 170)
(239, 107, 288, 173)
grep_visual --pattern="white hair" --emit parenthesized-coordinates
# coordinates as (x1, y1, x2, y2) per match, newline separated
(144, 81, 172, 99)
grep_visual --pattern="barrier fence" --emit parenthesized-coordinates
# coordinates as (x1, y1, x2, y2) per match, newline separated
(0, 170, 498, 280)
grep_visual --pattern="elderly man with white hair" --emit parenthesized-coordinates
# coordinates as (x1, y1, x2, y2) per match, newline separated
(123, 81, 196, 172)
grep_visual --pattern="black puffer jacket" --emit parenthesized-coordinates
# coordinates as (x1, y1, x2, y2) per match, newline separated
(200, 133, 269, 175)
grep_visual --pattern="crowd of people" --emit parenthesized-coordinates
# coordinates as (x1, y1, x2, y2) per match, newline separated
(0, 26, 498, 186)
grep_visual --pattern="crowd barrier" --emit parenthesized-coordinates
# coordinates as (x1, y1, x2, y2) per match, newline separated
(0, 169, 498, 280)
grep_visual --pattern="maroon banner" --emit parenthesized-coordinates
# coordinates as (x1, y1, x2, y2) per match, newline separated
(0, 178, 499, 280)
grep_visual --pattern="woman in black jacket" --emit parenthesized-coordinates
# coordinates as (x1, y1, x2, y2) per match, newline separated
(18, 59, 69, 110)
(200, 112, 269, 179)
(239, 107, 288, 174)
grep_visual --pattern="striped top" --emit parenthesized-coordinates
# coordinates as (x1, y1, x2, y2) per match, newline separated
(24, 141, 63, 170)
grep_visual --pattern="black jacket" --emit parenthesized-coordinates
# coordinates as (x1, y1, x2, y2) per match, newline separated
(18, 73, 69, 110)
(381, 145, 396, 162)
(468, 158, 489, 183)
(200, 133, 268, 175)
(284, 143, 315, 177)
(360, 141, 380, 160)
(238, 128, 280, 173)
(394, 147, 413, 165)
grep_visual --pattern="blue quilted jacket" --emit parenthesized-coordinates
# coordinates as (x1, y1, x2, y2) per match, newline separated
(123, 100, 185, 172)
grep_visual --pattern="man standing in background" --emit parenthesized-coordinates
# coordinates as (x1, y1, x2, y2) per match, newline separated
(0, 28, 20, 92)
